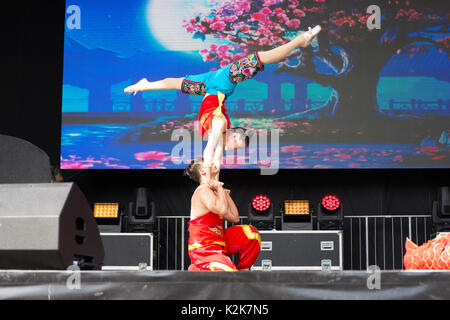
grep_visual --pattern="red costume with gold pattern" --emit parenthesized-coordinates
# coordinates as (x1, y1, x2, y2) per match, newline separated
(404, 234, 450, 270)
(188, 211, 261, 271)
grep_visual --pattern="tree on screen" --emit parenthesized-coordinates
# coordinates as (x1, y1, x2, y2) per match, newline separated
(183, 0, 450, 119)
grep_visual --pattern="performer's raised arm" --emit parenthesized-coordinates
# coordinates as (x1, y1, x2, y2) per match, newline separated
(212, 135, 226, 180)
(203, 115, 227, 181)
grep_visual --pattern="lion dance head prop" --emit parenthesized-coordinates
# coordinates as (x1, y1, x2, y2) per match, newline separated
(404, 234, 450, 270)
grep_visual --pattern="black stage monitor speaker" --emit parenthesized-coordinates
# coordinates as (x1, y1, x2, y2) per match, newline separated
(0, 135, 52, 183)
(0, 183, 104, 269)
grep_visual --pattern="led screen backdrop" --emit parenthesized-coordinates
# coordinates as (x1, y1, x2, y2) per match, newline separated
(61, 0, 450, 169)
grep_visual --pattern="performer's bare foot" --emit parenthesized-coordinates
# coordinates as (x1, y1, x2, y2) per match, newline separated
(298, 25, 321, 47)
(258, 25, 322, 64)
(124, 78, 150, 95)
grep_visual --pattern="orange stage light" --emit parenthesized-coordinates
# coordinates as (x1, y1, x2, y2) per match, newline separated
(284, 200, 310, 215)
(93, 203, 119, 218)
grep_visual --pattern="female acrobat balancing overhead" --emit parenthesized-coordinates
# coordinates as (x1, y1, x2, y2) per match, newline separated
(125, 25, 321, 182)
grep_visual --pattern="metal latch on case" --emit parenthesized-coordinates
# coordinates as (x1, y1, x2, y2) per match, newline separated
(261, 259, 272, 271)
(261, 241, 272, 251)
(320, 241, 334, 251)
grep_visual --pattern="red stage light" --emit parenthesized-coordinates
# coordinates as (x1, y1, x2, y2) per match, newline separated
(252, 195, 271, 212)
(321, 194, 341, 212)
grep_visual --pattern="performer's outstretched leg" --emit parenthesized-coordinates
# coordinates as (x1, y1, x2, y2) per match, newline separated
(258, 25, 321, 65)
(124, 77, 184, 95)
(125, 26, 321, 95)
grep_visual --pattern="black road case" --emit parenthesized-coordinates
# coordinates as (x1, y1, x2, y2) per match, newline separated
(252, 230, 343, 271)
(100, 233, 153, 270)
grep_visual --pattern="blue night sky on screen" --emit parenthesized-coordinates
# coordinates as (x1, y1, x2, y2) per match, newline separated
(64, 0, 221, 57)
(65, 0, 160, 56)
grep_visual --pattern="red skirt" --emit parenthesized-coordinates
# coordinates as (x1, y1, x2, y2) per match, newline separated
(198, 95, 231, 137)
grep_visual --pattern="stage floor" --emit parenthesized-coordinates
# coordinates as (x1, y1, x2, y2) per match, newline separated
(1, 270, 449, 300)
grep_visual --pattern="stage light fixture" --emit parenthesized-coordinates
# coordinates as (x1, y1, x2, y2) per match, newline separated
(126, 188, 156, 233)
(94, 203, 120, 218)
(248, 194, 274, 230)
(94, 202, 122, 233)
(285, 200, 310, 215)
(317, 194, 344, 230)
(321, 195, 341, 213)
(281, 200, 312, 230)
(252, 195, 271, 212)
(432, 186, 450, 234)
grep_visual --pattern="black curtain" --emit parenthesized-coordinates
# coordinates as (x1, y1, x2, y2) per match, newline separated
(0, 1, 64, 167)
(62, 169, 445, 218)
